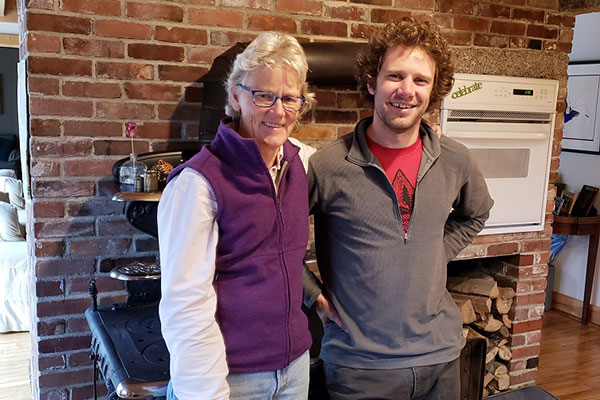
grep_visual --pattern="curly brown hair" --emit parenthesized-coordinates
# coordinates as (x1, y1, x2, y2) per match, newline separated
(356, 17, 454, 111)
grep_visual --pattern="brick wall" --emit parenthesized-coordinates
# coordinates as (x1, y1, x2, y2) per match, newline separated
(20, 0, 575, 398)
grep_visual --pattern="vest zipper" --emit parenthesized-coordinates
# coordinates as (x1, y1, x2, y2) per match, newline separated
(275, 161, 292, 366)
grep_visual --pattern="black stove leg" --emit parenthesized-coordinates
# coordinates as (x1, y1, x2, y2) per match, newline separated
(91, 352, 98, 400)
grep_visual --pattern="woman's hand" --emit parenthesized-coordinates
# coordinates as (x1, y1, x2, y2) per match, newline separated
(314, 293, 346, 331)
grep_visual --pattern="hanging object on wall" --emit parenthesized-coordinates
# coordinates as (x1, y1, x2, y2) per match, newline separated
(1, 0, 5, 16)
(563, 63, 600, 154)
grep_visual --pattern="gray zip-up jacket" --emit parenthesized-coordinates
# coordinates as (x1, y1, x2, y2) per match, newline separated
(305, 117, 494, 369)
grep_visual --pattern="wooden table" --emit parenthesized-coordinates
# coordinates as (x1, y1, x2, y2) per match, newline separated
(552, 215, 600, 324)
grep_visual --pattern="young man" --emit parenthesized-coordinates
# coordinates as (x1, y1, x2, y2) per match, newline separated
(304, 18, 494, 400)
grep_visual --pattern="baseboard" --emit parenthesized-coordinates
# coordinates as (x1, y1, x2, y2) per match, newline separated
(551, 291, 600, 327)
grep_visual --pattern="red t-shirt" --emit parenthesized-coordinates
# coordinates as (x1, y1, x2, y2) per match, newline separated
(367, 134, 423, 233)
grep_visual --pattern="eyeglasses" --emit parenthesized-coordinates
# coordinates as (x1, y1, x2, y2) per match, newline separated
(237, 84, 305, 112)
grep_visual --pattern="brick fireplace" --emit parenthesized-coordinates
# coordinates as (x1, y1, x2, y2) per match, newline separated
(18, 0, 596, 398)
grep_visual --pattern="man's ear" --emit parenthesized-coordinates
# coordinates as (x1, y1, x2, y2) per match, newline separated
(367, 82, 375, 96)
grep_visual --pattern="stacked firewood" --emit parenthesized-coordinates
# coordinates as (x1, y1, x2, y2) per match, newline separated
(448, 271, 515, 397)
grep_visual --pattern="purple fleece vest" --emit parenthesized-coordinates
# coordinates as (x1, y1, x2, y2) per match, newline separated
(167, 120, 311, 373)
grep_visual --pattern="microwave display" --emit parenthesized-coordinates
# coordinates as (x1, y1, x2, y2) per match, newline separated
(513, 89, 534, 96)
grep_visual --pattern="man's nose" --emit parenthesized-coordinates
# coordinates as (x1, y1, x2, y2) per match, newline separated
(397, 78, 415, 97)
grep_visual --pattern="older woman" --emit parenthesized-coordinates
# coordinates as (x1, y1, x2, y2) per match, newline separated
(158, 32, 317, 400)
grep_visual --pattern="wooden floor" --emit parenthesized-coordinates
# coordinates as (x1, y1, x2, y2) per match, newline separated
(0, 331, 32, 400)
(537, 310, 600, 400)
(0, 311, 598, 400)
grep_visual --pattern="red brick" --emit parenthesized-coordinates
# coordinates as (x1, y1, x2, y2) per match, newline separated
(95, 20, 152, 40)
(155, 26, 208, 44)
(124, 82, 181, 101)
(514, 292, 546, 307)
(456, 17, 492, 34)
(221, 0, 269, 8)
(28, 33, 60, 53)
(436, 0, 474, 14)
(337, 93, 364, 108)
(350, 0, 392, 5)
(93, 140, 149, 155)
(28, 57, 92, 77)
(67, 351, 93, 368)
(295, 125, 337, 140)
(60, 0, 121, 15)
(350, 23, 379, 40)
(30, 97, 93, 117)
(136, 122, 182, 139)
(302, 19, 347, 37)
(70, 238, 130, 256)
(28, 13, 91, 34)
(32, 180, 95, 198)
(69, 276, 123, 294)
(210, 31, 256, 47)
(509, 358, 527, 372)
(36, 257, 95, 277)
(39, 355, 66, 371)
(527, 24, 558, 40)
(126, 2, 183, 21)
(63, 37, 124, 58)
(371, 8, 411, 24)
(247, 15, 297, 33)
(63, 81, 121, 98)
(64, 159, 115, 177)
(475, 3, 510, 18)
(509, 370, 537, 386)
(67, 200, 125, 217)
(327, 5, 367, 21)
(394, 0, 434, 9)
(509, 333, 526, 347)
(158, 103, 202, 120)
(29, 77, 59, 96)
(37, 320, 66, 336)
(512, 8, 545, 23)
(31, 118, 61, 137)
(315, 110, 358, 124)
(277, 0, 322, 15)
(72, 385, 107, 400)
(507, 253, 534, 266)
(64, 120, 122, 137)
(35, 240, 66, 257)
(441, 31, 473, 46)
(31, 138, 93, 157)
(36, 280, 64, 297)
(189, 9, 243, 27)
(128, 43, 184, 62)
(158, 65, 208, 82)
(512, 318, 543, 334)
(150, 140, 200, 153)
(66, 317, 94, 333)
(96, 61, 153, 80)
(487, 242, 519, 256)
(547, 13, 575, 27)
(490, 20, 526, 36)
(522, 239, 551, 252)
(31, 160, 60, 178)
(96, 102, 154, 120)
(526, 330, 542, 345)
(188, 47, 226, 65)
(39, 366, 92, 387)
(34, 201, 65, 218)
(38, 300, 92, 320)
(511, 344, 541, 360)
(528, 0, 558, 9)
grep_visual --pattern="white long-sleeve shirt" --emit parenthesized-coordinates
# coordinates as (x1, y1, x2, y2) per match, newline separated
(158, 138, 315, 400)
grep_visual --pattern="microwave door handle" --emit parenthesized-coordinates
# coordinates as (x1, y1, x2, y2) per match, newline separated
(447, 131, 548, 140)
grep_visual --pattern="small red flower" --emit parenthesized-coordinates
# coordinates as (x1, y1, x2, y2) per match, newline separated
(125, 122, 137, 138)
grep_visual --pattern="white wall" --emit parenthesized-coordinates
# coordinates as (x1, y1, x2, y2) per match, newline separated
(554, 11, 600, 306)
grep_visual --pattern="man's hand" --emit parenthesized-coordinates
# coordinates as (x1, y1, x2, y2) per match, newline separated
(314, 293, 346, 331)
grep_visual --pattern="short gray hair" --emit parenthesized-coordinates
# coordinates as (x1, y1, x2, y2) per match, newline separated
(225, 32, 316, 118)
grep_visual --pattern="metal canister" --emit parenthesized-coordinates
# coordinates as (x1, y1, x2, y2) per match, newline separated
(135, 175, 144, 192)
(144, 170, 159, 192)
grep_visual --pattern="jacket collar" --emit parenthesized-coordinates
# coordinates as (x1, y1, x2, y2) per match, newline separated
(210, 118, 300, 167)
(346, 116, 441, 180)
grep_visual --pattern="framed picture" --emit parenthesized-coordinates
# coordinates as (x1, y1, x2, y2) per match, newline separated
(571, 185, 599, 217)
(563, 62, 600, 154)
(553, 196, 564, 216)
(559, 190, 577, 216)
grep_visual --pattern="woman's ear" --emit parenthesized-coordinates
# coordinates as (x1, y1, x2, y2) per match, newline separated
(230, 86, 241, 112)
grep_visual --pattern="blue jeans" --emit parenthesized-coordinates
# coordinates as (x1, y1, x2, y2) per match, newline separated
(167, 350, 309, 400)
(323, 357, 460, 400)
